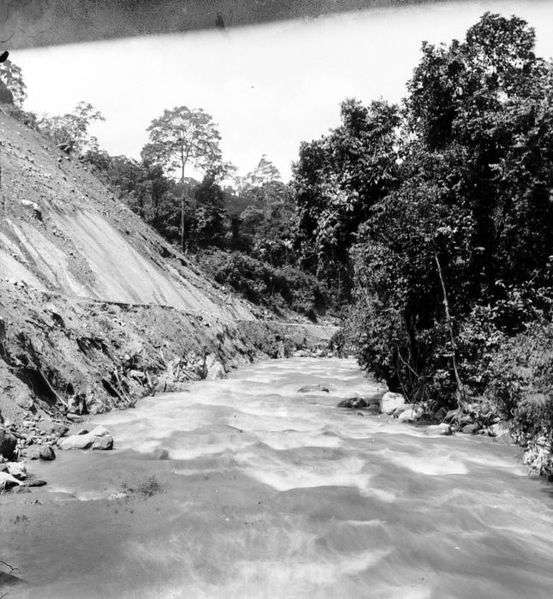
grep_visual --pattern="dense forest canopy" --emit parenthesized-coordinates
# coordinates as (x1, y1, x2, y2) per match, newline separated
(2, 12, 553, 477)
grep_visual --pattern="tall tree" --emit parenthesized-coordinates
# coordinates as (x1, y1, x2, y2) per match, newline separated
(141, 106, 223, 251)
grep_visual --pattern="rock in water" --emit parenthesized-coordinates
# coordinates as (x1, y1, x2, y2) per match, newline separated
(0, 427, 17, 461)
(27, 445, 56, 460)
(397, 407, 422, 422)
(39, 446, 56, 460)
(298, 384, 330, 393)
(92, 435, 114, 450)
(380, 392, 405, 415)
(89, 425, 110, 437)
(338, 397, 368, 409)
(59, 425, 114, 451)
(426, 423, 453, 436)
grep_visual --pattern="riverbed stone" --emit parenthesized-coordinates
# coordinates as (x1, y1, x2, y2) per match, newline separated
(59, 425, 113, 451)
(92, 435, 114, 450)
(298, 384, 330, 393)
(461, 423, 479, 434)
(27, 445, 56, 460)
(397, 407, 422, 422)
(426, 423, 453, 436)
(337, 397, 368, 409)
(380, 392, 405, 415)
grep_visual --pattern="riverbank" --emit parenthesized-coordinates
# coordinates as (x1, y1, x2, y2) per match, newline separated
(0, 288, 336, 492)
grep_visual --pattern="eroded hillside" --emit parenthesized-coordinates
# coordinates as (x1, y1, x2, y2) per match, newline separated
(0, 106, 333, 433)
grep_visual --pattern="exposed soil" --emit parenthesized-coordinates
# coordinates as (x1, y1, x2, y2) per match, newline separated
(0, 104, 335, 466)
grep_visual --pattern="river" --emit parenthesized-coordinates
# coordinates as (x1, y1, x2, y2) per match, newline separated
(2, 357, 553, 598)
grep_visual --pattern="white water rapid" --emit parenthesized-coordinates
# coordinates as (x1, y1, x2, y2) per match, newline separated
(3, 358, 553, 598)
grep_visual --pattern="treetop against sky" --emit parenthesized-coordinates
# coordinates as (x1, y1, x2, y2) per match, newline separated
(11, 0, 553, 179)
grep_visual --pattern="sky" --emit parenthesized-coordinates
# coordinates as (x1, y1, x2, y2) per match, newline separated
(13, 0, 553, 181)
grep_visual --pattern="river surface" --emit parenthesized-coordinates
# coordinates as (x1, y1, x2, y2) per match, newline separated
(2, 358, 553, 599)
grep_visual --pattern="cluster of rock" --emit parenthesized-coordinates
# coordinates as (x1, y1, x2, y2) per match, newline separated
(293, 346, 341, 359)
(337, 391, 512, 442)
(1, 414, 63, 461)
(0, 413, 115, 492)
(58, 425, 113, 451)
(0, 425, 47, 491)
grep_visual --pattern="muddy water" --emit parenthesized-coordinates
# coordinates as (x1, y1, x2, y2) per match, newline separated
(2, 358, 553, 599)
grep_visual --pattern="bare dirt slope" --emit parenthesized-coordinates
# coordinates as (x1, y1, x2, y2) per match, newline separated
(0, 106, 334, 438)
(0, 108, 253, 320)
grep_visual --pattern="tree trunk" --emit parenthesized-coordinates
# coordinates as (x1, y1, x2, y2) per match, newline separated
(434, 253, 467, 414)
(180, 151, 185, 252)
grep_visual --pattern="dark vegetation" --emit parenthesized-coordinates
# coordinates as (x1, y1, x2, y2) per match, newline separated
(2, 12, 552, 476)
(292, 13, 553, 477)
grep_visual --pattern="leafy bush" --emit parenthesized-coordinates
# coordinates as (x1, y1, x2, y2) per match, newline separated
(485, 320, 553, 477)
(197, 249, 328, 320)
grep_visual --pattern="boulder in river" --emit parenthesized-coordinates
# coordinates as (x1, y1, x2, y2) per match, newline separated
(92, 435, 114, 450)
(27, 445, 56, 460)
(337, 396, 368, 409)
(58, 425, 114, 451)
(380, 392, 405, 415)
(397, 407, 422, 422)
(426, 423, 453, 436)
(298, 384, 330, 393)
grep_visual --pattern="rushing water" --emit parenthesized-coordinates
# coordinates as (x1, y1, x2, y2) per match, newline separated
(3, 358, 553, 599)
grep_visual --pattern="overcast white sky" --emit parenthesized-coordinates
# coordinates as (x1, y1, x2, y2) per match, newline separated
(15, 0, 553, 181)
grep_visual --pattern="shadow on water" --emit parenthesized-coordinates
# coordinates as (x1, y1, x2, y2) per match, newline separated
(2, 358, 553, 598)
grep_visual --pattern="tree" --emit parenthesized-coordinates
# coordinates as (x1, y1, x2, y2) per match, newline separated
(38, 101, 105, 154)
(348, 12, 553, 409)
(141, 106, 223, 251)
(292, 98, 400, 296)
(194, 173, 227, 249)
(85, 149, 181, 243)
(0, 58, 26, 107)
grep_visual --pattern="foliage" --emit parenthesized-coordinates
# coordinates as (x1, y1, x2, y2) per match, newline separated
(142, 106, 223, 180)
(197, 249, 327, 320)
(485, 320, 553, 478)
(0, 58, 27, 107)
(141, 106, 226, 250)
(38, 101, 105, 154)
(85, 149, 182, 243)
(292, 98, 400, 297)
(294, 13, 553, 474)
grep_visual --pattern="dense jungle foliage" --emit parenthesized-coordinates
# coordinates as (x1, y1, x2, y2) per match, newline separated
(292, 13, 553, 476)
